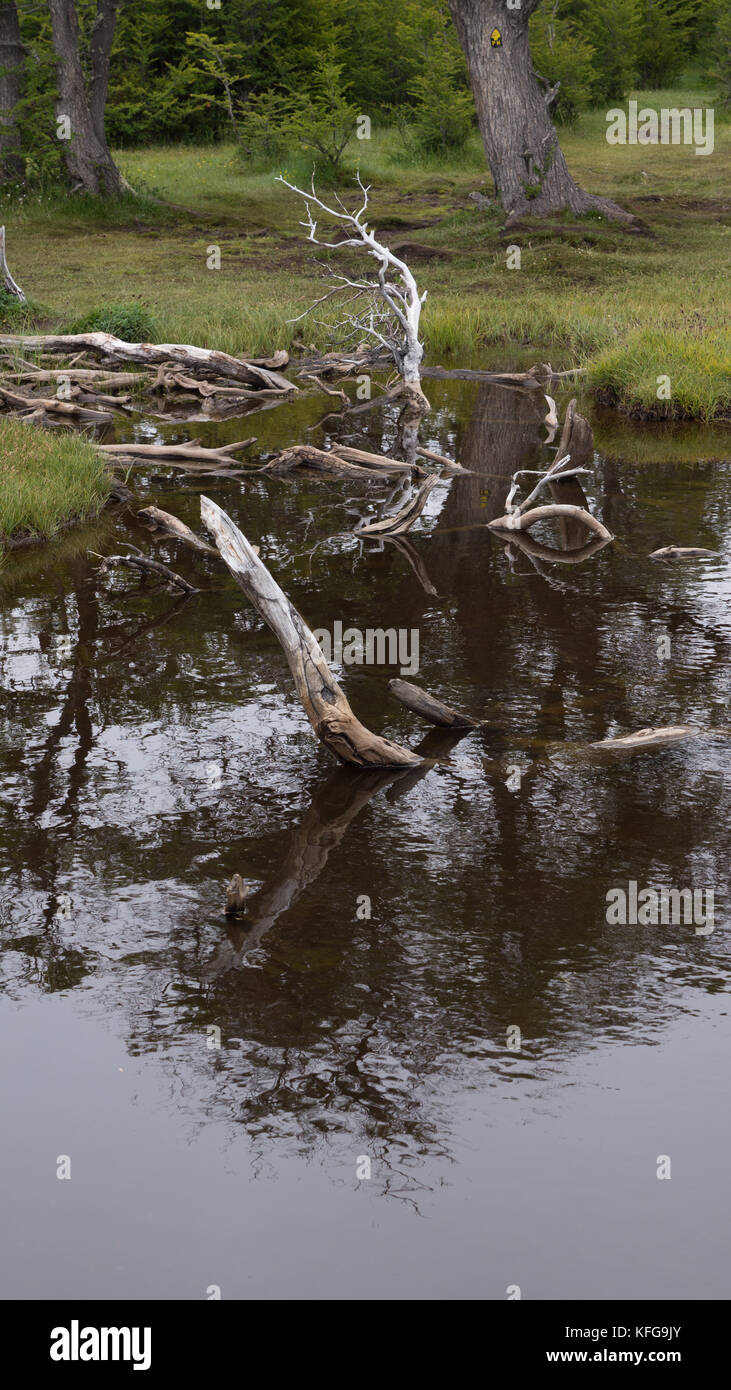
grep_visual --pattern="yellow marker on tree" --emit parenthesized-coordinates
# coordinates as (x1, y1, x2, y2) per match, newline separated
(490, 28, 502, 48)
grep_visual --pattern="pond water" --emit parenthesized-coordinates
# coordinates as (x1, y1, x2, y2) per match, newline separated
(0, 378, 729, 1300)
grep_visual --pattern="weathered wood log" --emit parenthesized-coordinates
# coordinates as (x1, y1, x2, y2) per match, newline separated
(590, 726, 701, 751)
(357, 475, 438, 536)
(201, 495, 421, 768)
(334, 445, 416, 472)
(137, 505, 217, 554)
(389, 678, 481, 728)
(488, 502, 613, 541)
(96, 437, 256, 465)
(0, 227, 25, 302)
(0, 333, 295, 391)
(650, 545, 718, 561)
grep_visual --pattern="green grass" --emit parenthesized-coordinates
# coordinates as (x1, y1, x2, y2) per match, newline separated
(1, 81, 729, 417)
(0, 417, 111, 545)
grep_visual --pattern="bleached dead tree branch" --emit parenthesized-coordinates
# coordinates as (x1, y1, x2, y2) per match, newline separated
(277, 171, 429, 409)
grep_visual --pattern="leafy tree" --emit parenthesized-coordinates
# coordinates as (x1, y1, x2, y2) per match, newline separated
(529, 1, 597, 124)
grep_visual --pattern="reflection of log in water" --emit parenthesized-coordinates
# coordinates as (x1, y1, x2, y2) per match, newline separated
(207, 766, 412, 974)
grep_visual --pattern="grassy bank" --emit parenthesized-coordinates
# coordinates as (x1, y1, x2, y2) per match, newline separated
(0, 417, 110, 546)
(1, 81, 729, 419)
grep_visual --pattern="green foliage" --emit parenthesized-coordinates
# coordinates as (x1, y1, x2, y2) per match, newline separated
(529, 5, 597, 124)
(636, 1, 692, 88)
(708, 6, 731, 103)
(285, 51, 359, 179)
(571, 0, 643, 104)
(67, 302, 158, 340)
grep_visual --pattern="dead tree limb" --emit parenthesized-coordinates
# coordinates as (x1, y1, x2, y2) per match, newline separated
(201, 495, 421, 768)
(262, 445, 404, 478)
(389, 679, 480, 729)
(650, 546, 718, 561)
(590, 726, 701, 751)
(93, 545, 199, 594)
(0, 384, 113, 423)
(0, 227, 25, 302)
(356, 475, 438, 536)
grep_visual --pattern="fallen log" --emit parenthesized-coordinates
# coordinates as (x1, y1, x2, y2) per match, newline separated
(137, 505, 218, 555)
(650, 545, 718, 561)
(334, 445, 417, 472)
(356, 475, 438, 536)
(0, 227, 25, 302)
(389, 678, 481, 729)
(262, 445, 399, 478)
(0, 332, 295, 391)
(201, 495, 421, 768)
(489, 502, 613, 541)
(97, 437, 256, 465)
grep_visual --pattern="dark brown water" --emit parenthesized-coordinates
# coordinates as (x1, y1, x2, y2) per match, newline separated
(1, 380, 729, 1299)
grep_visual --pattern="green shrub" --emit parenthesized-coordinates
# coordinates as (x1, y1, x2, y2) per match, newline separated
(529, 8, 597, 124)
(67, 302, 158, 340)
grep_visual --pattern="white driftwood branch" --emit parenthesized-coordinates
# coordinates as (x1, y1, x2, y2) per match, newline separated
(356, 475, 438, 536)
(277, 172, 428, 405)
(488, 503, 613, 540)
(201, 496, 421, 768)
(0, 227, 25, 302)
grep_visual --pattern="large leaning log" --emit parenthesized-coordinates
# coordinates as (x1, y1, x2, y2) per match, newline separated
(0, 333, 295, 391)
(137, 506, 218, 554)
(97, 437, 255, 465)
(201, 496, 421, 768)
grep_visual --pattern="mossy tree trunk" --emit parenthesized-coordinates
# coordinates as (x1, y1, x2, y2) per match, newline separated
(448, 0, 631, 223)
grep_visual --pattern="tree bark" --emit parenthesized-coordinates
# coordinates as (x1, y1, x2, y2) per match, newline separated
(0, 2, 23, 179)
(48, 0, 126, 194)
(448, 0, 631, 223)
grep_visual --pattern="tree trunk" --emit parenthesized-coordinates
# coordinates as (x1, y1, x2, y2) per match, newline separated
(48, 0, 126, 194)
(448, 0, 631, 223)
(0, 2, 23, 180)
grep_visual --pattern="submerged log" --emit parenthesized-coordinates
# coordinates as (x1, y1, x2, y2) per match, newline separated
(201, 495, 421, 768)
(650, 545, 718, 561)
(357, 475, 438, 536)
(0, 333, 295, 391)
(414, 445, 469, 473)
(489, 502, 612, 541)
(590, 726, 701, 750)
(555, 398, 594, 472)
(11, 369, 147, 389)
(389, 678, 481, 729)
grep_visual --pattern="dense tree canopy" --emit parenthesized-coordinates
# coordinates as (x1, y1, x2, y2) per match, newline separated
(1, 0, 726, 190)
